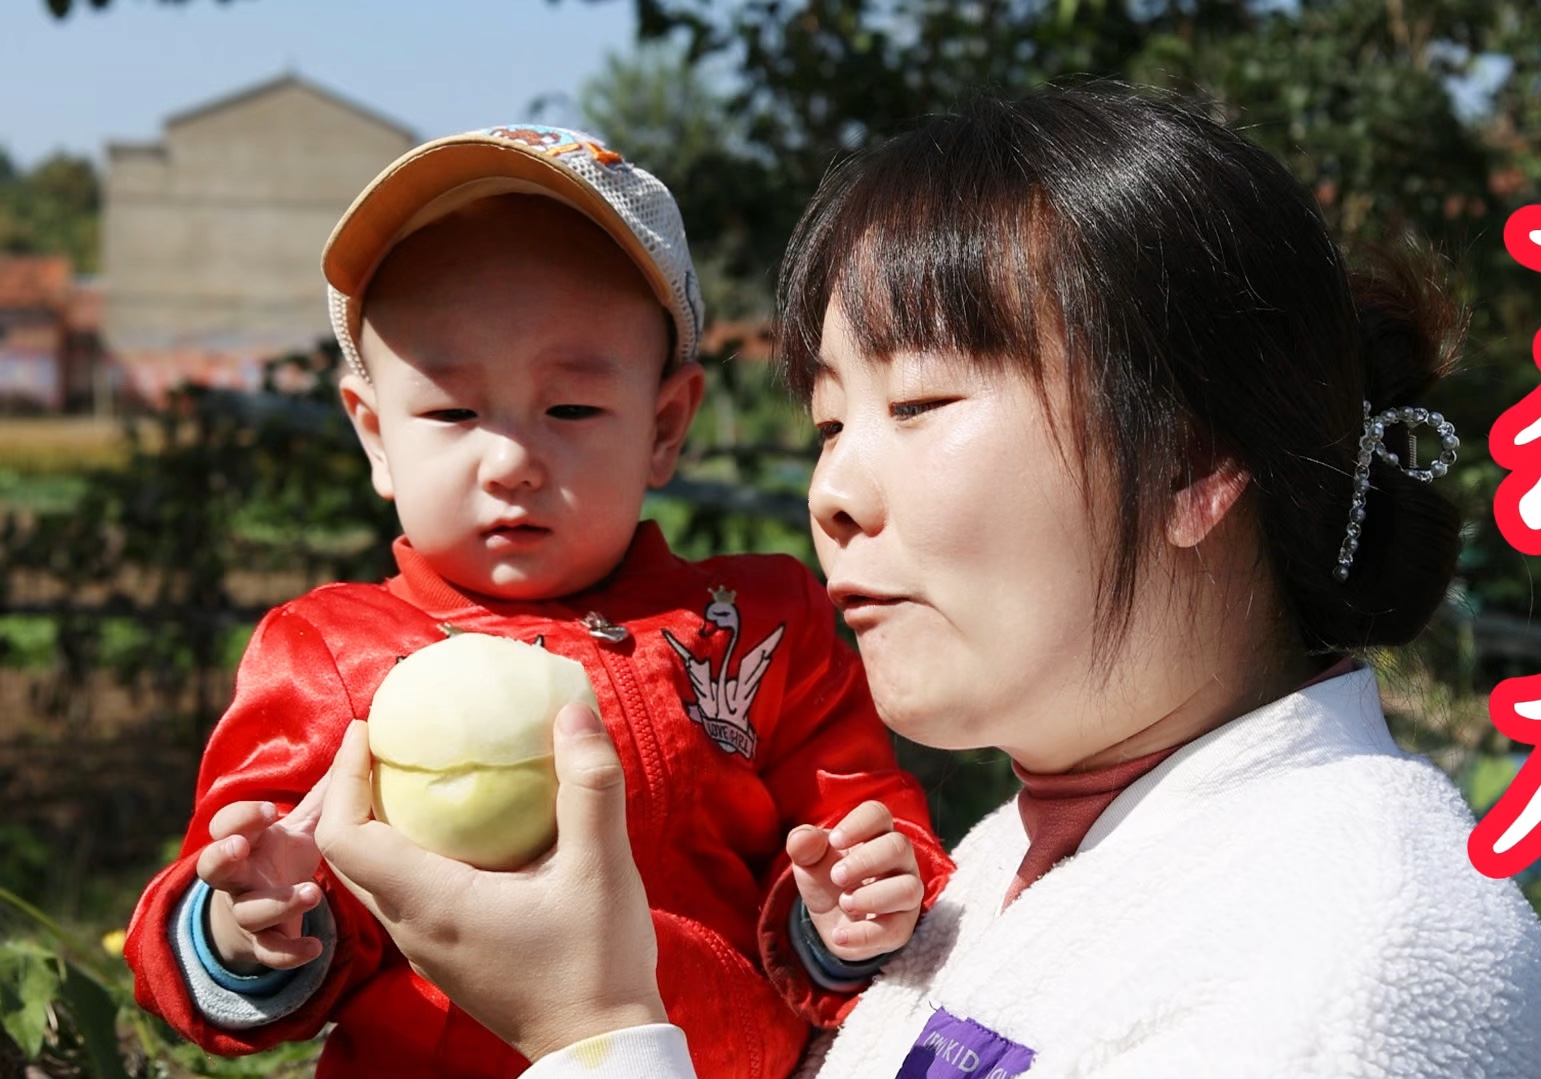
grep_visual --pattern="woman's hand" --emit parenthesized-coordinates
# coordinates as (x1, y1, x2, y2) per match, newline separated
(314, 704, 667, 1062)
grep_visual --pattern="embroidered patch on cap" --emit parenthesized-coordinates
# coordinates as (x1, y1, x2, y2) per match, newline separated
(483, 124, 626, 167)
(897, 1006, 1036, 1077)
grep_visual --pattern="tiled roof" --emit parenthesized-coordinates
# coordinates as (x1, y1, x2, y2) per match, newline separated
(700, 318, 774, 362)
(0, 256, 72, 311)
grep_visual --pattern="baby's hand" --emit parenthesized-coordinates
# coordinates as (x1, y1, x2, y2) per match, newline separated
(195, 782, 327, 973)
(787, 800, 923, 963)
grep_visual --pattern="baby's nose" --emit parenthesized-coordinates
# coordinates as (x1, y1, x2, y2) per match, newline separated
(479, 430, 545, 491)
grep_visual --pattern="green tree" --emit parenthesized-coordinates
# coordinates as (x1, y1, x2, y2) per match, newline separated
(625, 0, 1539, 605)
(0, 152, 101, 271)
(579, 42, 777, 318)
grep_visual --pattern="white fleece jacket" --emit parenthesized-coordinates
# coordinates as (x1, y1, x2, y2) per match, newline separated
(531, 667, 1541, 1078)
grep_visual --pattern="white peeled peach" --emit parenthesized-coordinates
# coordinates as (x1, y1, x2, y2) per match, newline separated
(367, 633, 597, 870)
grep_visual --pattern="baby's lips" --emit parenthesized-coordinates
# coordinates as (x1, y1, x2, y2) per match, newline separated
(1503, 205, 1541, 274)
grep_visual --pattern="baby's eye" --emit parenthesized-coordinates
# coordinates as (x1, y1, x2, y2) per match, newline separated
(814, 420, 843, 443)
(891, 399, 952, 420)
(547, 404, 602, 421)
(425, 408, 477, 423)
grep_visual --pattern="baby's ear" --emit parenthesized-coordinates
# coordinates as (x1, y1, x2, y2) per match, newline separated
(648, 361, 706, 488)
(338, 373, 396, 502)
(1166, 452, 1250, 549)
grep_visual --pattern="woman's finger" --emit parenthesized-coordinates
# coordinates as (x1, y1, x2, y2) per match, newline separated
(279, 769, 331, 837)
(549, 702, 631, 876)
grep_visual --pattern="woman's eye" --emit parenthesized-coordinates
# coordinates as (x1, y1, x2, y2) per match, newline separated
(425, 408, 477, 422)
(814, 420, 843, 443)
(891, 399, 952, 420)
(548, 404, 602, 420)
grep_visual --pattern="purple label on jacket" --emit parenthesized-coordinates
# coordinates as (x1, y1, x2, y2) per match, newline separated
(896, 1006, 1037, 1077)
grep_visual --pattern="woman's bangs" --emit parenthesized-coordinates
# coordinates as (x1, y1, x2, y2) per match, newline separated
(779, 142, 1046, 398)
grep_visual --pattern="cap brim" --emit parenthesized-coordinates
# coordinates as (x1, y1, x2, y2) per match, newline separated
(321, 134, 673, 312)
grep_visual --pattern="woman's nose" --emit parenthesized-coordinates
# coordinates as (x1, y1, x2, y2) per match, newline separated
(478, 428, 545, 492)
(808, 437, 880, 545)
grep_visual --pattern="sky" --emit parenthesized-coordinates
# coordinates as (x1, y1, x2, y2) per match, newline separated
(0, 0, 640, 168)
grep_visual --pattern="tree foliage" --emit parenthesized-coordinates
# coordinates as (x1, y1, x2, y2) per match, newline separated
(577, 43, 779, 318)
(614, 0, 1541, 621)
(0, 150, 101, 272)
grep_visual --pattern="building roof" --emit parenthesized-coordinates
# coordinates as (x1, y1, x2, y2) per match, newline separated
(700, 318, 774, 362)
(164, 73, 417, 143)
(0, 256, 72, 311)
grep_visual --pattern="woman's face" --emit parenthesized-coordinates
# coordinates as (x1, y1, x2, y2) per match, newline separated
(808, 302, 1196, 772)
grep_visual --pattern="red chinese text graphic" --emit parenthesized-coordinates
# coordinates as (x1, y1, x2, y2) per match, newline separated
(1472, 205, 1541, 879)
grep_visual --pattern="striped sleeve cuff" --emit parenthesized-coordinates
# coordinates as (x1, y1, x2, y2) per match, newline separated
(170, 878, 335, 1029)
(788, 896, 897, 993)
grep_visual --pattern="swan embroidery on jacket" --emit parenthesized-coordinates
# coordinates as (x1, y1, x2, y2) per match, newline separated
(663, 586, 785, 760)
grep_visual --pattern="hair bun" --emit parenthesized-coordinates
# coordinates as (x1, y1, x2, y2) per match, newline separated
(1292, 249, 1464, 652)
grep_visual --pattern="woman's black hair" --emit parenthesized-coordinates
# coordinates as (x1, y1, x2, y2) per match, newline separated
(778, 85, 1462, 655)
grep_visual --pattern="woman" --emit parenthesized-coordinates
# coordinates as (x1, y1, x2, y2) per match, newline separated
(316, 87, 1541, 1077)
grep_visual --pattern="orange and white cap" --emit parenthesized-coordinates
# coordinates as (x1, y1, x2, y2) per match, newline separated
(322, 123, 704, 377)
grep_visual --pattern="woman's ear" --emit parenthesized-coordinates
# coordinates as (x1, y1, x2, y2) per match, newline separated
(338, 373, 396, 502)
(648, 361, 707, 488)
(1166, 453, 1251, 548)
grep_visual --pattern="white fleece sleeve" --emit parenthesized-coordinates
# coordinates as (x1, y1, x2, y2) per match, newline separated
(522, 1025, 697, 1078)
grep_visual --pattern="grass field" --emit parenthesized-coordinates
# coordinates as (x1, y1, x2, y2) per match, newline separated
(0, 415, 143, 473)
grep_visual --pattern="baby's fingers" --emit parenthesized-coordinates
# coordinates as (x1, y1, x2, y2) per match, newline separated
(208, 800, 278, 843)
(228, 881, 323, 934)
(831, 830, 918, 890)
(827, 909, 917, 959)
(197, 834, 255, 891)
(788, 826, 845, 916)
(245, 924, 325, 970)
(828, 800, 894, 848)
(786, 824, 831, 868)
(838, 873, 925, 919)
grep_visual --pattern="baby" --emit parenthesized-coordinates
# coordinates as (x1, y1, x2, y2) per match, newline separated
(124, 124, 953, 1079)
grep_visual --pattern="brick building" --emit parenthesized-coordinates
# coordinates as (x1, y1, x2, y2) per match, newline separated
(0, 255, 106, 412)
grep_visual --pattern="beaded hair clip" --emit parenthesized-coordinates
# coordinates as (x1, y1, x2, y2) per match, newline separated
(1333, 402, 1460, 582)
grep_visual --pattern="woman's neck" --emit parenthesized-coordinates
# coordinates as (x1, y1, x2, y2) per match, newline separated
(1066, 647, 1320, 772)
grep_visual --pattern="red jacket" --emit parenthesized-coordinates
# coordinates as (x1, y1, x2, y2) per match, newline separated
(126, 523, 953, 1078)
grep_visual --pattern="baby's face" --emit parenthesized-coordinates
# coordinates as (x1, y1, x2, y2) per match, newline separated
(347, 198, 695, 600)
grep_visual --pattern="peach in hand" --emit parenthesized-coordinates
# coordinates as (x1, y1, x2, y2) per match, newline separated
(367, 633, 597, 870)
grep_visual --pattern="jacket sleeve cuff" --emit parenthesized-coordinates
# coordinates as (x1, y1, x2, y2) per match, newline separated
(172, 879, 335, 1029)
(523, 1024, 696, 1078)
(787, 896, 897, 992)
